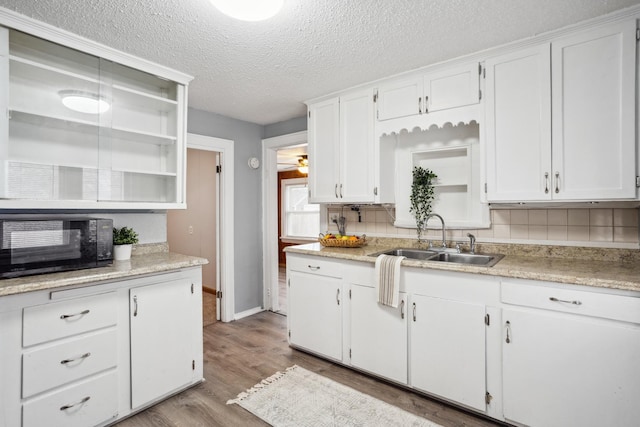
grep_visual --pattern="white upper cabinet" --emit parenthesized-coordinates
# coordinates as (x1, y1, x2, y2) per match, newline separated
(0, 25, 191, 209)
(486, 20, 637, 202)
(485, 44, 552, 201)
(308, 97, 340, 203)
(551, 20, 636, 200)
(376, 62, 480, 121)
(308, 88, 375, 203)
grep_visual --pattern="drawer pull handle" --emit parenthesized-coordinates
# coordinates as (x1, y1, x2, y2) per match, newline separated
(549, 297, 582, 305)
(307, 265, 320, 271)
(61, 352, 91, 365)
(60, 396, 90, 411)
(60, 309, 90, 320)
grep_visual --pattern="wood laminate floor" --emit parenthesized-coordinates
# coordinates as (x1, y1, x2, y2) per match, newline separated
(115, 311, 501, 427)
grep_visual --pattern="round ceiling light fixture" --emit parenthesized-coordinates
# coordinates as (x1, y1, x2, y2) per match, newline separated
(210, 0, 284, 21)
(59, 90, 110, 114)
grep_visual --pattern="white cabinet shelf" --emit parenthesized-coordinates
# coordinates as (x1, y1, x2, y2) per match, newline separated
(0, 26, 190, 208)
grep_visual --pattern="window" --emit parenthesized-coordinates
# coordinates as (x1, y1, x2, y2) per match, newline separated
(282, 178, 319, 239)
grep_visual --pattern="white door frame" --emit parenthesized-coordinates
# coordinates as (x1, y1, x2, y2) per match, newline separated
(188, 132, 235, 322)
(262, 131, 308, 312)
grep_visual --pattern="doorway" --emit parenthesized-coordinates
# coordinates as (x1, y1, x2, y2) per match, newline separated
(168, 148, 219, 325)
(168, 133, 235, 324)
(262, 131, 315, 314)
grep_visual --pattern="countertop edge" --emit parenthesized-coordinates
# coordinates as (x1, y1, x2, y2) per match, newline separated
(0, 252, 208, 297)
(285, 244, 640, 293)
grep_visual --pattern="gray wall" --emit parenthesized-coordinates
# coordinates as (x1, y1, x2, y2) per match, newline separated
(263, 116, 307, 138)
(187, 107, 264, 314)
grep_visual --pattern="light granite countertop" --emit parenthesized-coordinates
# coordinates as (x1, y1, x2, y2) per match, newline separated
(0, 244, 208, 297)
(285, 239, 640, 293)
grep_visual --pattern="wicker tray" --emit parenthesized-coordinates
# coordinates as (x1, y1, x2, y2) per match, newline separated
(318, 233, 367, 248)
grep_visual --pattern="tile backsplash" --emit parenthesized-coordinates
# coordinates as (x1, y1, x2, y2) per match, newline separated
(326, 206, 639, 247)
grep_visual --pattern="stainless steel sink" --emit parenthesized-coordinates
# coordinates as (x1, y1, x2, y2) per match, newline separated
(370, 248, 504, 267)
(427, 252, 504, 267)
(374, 248, 439, 260)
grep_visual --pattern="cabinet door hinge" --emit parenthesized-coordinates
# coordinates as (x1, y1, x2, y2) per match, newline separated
(216, 165, 222, 174)
(216, 290, 222, 299)
(484, 183, 488, 193)
(484, 313, 490, 326)
(485, 391, 493, 405)
(308, 110, 311, 118)
(349, 289, 352, 299)
(636, 176, 640, 187)
(192, 360, 195, 370)
(349, 348, 352, 359)
(191, 283, 194, 294)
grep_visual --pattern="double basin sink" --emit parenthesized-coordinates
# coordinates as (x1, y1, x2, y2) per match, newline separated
(370, 248, 504, 267)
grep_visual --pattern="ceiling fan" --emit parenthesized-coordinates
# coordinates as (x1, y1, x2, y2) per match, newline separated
(277, 154, 308, 174)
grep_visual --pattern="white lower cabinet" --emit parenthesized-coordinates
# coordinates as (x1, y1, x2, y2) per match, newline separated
(288, 254, 640, 426)
(130, 277, 201, 409)
(288, 256, 343, 361)
(409, 294, 487, 411)
(350, 284, 407, 384)
(0, 266, 203, 427)
(502, 281, 640, 427)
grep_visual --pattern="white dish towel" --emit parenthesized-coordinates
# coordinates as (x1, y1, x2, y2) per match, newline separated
(375, 254, 405, 308)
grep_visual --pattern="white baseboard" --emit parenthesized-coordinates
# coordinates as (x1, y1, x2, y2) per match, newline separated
(234, 306, 265, 320)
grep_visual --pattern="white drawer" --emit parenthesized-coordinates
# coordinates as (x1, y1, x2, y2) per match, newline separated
(22, 370, 118, 427)
(287, 255, 343, 278)
(23, 292, 117, 346)
(501, 281, 640, 324)
(22, 329, 117, 398)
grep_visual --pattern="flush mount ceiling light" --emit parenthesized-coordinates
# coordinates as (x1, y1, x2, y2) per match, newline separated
(59, 90, 110, 114)
(210, 0, 284, 21)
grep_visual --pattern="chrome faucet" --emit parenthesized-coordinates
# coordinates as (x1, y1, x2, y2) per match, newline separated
(467, 233, 476, 254)
(426, 213, 446, 248)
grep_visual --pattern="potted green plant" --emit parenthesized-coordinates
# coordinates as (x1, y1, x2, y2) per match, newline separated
(409, 166, 437, 242)
(113, 226, 139, 261)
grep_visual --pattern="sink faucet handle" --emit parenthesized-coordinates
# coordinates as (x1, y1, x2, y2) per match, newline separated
(467, 233, 476, 254)
(455, 242, 462, 253)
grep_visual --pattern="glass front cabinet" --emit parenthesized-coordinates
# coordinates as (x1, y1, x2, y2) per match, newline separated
(0, 24, 192, 209)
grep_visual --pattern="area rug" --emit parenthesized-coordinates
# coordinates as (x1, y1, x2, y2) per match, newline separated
(227, 365, 442, 427)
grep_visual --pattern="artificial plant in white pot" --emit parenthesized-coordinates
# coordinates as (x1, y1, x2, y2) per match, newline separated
(113, 226, 139, 261)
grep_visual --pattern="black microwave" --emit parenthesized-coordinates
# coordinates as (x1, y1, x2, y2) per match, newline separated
(0, 217, 113, 279)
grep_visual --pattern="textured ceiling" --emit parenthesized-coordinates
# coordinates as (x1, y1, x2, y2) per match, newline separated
(1, 0, 639, 125)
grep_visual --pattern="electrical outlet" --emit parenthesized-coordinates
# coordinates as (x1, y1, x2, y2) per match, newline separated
(331, 215, 338, 222)
(188, 225, 194, 235)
